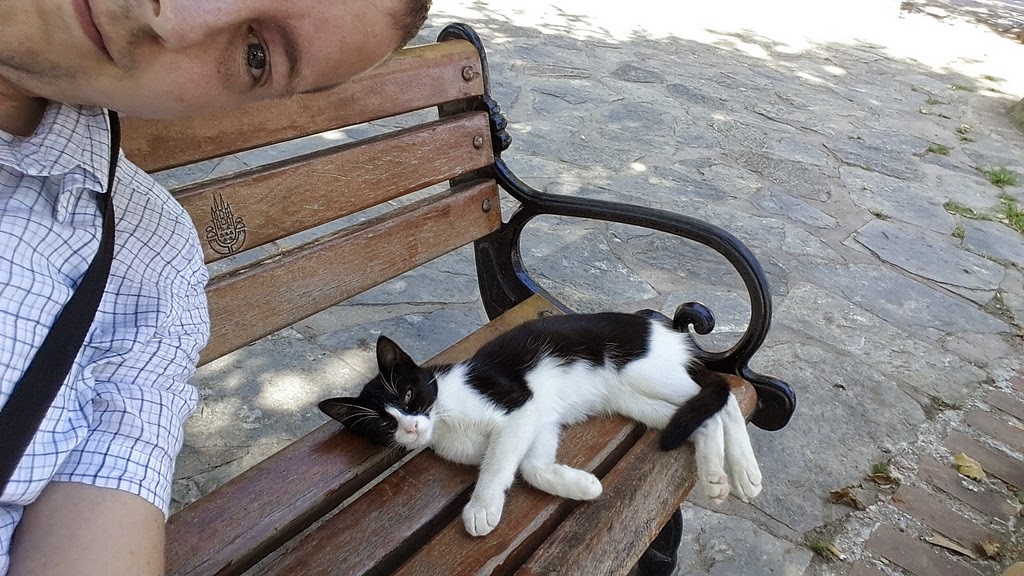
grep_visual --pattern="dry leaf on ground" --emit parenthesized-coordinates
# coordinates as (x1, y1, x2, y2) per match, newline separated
(980, 539, 1001, 558)
(926, 534, 978, 559)
(828, 487, 867, 511)
(866, 473, 899, 487)
(953, 452, 986, 482)
(826, 543, 846, 560)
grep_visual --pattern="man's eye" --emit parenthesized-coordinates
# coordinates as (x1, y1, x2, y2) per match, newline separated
(246, 40, 268, 83)
(404, 389, 414, 405)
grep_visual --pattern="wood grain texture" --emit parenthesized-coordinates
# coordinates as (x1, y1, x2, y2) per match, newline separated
(516, 430, 696, 576)
(177, 112, 493, 264)
(166, 296, 561, 576)
(391, 420, 645, 576)
(123, 40, 486, 172)
(262, 418, 644, 576)
(165, 422, 402, 576)
(258, 448, 477, 576)
(516, 376, 757, 576)
(201, 180, 500, 365)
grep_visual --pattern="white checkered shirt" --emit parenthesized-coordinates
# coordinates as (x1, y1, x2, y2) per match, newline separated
(0, 103, 209, 573)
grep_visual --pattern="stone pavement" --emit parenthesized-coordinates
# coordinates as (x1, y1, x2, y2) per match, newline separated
(158, 2, 1024, 574)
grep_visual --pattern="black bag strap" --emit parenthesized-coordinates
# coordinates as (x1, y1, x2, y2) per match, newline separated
(0, 110, 120, 494)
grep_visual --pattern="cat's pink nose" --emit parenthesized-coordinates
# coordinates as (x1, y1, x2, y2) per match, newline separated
(403, 423, 418, 435)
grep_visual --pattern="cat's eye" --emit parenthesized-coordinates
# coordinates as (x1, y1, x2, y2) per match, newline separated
(403, 389, 414, 405)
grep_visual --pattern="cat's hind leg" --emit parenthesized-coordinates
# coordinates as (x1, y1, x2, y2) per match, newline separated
(721, 394, 762, 501)
(519, 422, 602, 500)
(691, 413, 730, 503)
(605, 387, 679, 429)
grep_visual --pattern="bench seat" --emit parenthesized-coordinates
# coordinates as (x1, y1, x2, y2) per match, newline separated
(166, 295, 755, 576)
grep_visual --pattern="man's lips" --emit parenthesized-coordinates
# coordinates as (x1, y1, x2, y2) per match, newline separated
(72, 0, 113, 60)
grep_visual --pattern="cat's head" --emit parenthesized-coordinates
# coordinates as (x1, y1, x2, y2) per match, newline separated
(319, 335, 438, 450)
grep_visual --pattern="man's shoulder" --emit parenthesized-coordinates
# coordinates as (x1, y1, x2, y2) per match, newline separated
(112, 158, 206, 282)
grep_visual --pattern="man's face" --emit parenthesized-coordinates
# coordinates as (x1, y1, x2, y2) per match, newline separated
(0, 0, 406, 118)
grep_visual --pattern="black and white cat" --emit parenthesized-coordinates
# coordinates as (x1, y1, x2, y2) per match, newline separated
(320, 312, 761, 537)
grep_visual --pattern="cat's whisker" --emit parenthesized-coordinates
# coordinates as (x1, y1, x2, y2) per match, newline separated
(337, 403, 378, 416)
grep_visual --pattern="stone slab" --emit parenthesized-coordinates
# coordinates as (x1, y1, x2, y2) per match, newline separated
(671, 504, 813, 576)
(839, 167, 956, 233)
(961, 219, 1024, 268)
(917, 456, 1020, 519)
(850, 219, 1005, 291)
(945, 432, 1024, 489)
(987, 391, 1024, 422)
(824, 139, 926, 180)
(752, 188, 838, 229)
(966, 410, 1024, 451)
(930, 171, 1008, 213)
(725, 149, 834, 202)
(740, 340, 925, 533)
(803, 263, 1010, 337)
(942, 332, 1019, 369)
(520, 221, 659, 311)
(864, 523, 983, 576)
(775, 284, 987, 401)
(891, 484, 1001, 551)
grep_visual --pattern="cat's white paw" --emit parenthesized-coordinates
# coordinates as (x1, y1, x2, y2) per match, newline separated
(729, 460, 763, 502)
(702, 472, 731, 504)
(463, 492, 504, 537)
(561, 469, 603, 500)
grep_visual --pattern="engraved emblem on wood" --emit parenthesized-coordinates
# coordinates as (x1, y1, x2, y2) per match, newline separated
(206, 193, 247, 255)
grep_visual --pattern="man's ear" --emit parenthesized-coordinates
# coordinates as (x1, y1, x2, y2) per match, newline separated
(318, 397, 365, 427)
(375, 335, 416, 372)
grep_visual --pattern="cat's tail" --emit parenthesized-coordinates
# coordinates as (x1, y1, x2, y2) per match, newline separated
(659, 364, 732, 451)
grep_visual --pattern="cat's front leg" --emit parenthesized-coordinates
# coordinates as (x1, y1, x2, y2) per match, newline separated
(463, 415, 537, 536)
(462, 489, 506, 537)
(691, 412, 730, 503)
(721, 394, 762, 501)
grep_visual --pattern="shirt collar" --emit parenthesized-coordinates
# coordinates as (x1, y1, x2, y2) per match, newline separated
(0, 102, 111, 188)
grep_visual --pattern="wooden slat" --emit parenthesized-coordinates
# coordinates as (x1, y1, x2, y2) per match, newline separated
(166, 423, 401, 576)
(176, 112, 493, 264)
(201, 179, 500, 364)
(123, 40, 485, 172)
(261, 419, 643, 576)
(167, 295, 562, 576)
(517, 378, 758, 576)
(517, 430, 690, 576)
(391, 420, 644, 576)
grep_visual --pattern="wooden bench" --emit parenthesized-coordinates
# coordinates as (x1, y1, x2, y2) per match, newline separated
(122, 23, 795, 576)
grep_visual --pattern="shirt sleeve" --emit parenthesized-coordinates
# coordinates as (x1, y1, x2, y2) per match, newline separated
(51, 214, 209, 518)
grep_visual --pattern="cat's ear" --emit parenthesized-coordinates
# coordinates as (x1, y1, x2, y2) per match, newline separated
(318, 397, 366, 427)
(376, 335, 416, 371)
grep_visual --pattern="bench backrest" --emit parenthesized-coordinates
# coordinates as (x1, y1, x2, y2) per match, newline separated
(122, 39, 499, 365)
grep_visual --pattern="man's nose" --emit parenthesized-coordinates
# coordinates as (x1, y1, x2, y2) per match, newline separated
(148, 0, 248, 50)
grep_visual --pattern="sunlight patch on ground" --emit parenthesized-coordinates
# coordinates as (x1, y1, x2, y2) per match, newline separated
(430, 0, 1024, 97)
